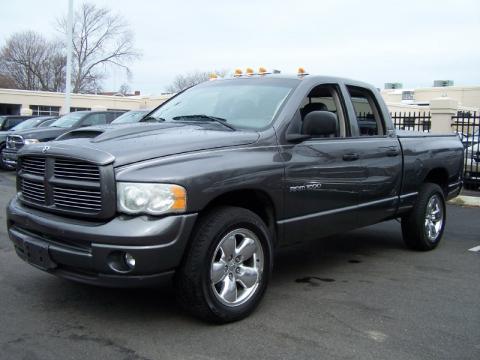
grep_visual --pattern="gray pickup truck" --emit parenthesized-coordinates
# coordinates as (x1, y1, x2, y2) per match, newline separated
(6, 74, 464, 323)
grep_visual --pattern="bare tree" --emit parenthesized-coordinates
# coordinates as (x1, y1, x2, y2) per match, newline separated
(0, 74, 17, 89)
(118, 83, 131, 95)
(166, 69, 229, 93)
(0, 31, 66, 91)
(58, 2, 140, 93)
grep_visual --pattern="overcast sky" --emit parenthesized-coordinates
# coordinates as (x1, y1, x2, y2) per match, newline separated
(1, 0, 479, 94)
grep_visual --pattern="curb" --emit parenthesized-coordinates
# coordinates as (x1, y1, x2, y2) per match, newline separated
(448, 195, 480, 207)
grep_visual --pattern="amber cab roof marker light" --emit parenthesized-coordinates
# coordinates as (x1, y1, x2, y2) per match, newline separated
(209, 73, 218, 81)
(297, 67, 309, 76)
(258, 67, 269, 75)
(245, 67, 255, 76)
(234, 68, 243, 77)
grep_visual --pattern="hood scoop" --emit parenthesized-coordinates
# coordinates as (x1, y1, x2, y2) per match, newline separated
(91, 123, 185, 143)
(58, 129, 106, 140)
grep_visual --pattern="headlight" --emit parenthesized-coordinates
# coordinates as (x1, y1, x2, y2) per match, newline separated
(24, 139, 40, 145)
(117, 182, 187, 215)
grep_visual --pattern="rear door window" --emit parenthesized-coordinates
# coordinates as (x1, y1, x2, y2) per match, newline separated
(347, 86, 385, 136)
(81, 113, 108, 127)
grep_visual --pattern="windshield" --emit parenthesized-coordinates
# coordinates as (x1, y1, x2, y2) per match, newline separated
(50, 112, 85, 128)
(11, 118, 43, 131)
(112, 111, 148, 124)
(149, 79, 297, 130)
(37, 119, 56, 127)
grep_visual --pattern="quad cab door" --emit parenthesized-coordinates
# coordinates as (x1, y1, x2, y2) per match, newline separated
(280, 84, 364, 245)
(342, 84, 402, 227)
(280, 82, 402, 246)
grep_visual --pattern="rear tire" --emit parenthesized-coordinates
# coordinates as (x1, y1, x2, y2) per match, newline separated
(401, 183, 446, 251)
(175, 206, 273, 323)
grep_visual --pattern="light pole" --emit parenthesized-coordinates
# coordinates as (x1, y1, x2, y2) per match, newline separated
(64, 0, 73, 114)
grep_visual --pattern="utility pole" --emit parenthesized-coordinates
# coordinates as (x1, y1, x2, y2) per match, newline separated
(64, 0, 73, 114)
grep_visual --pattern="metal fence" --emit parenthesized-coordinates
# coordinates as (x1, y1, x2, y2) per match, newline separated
(390, 111, 480, 191)
(391, 111, 431, 132)
(451, 112, 480, 190)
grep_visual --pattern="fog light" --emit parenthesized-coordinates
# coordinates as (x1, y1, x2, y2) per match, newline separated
(124, 252, 136, 269)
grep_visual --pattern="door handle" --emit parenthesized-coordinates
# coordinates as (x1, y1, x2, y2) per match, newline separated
(386, 148, 400, 157)
(343, 153, 360, 161)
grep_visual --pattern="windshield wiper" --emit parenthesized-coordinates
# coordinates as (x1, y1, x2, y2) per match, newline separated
(141, 115, 165, 123)
(172, 114, 236, 131)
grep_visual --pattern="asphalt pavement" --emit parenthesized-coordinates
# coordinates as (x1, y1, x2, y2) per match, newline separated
(0, 171, 479, 360)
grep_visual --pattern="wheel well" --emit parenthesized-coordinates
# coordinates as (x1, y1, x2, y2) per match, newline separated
(424, 168, 449, 196)
(203, 190, 277, 242)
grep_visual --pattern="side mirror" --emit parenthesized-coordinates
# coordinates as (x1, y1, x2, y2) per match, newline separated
(302, 111, 338, 137)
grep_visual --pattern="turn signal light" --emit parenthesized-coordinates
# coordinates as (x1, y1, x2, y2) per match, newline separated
(170, 185, 187, 210)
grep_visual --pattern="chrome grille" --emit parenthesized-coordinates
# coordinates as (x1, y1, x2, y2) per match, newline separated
(54, 159, 100, 181)
(53, 186, 102, 212)
(20, 178, 45, 204)
(18, 155, 109, 217)
(21, 157, 45, 176)
(6, 135, 24, 150)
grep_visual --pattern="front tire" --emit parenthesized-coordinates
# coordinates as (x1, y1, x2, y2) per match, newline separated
(401, 183, 446, 251)
(175, 206, 273, 323)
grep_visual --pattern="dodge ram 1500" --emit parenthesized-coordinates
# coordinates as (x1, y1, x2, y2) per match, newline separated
(6, 73, 464, 323)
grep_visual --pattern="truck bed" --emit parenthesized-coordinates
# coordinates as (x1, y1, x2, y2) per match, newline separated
(396, 132, 464, 213)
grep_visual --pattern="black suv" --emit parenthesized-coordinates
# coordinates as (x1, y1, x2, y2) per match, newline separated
(2, 111, 123, 169)
(0, 115, 36, 131)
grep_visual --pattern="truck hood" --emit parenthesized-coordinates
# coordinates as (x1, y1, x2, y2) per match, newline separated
(29, 122, 260, 167)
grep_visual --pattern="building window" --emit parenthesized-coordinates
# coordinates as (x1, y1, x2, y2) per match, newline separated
(70, 107, 91, 112)
(30, 105, 61, 116)
(401, 91, 414, 101)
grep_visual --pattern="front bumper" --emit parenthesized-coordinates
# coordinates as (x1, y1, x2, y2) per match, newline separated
(2, 148, 18, 169)
(7, 196, 198, 287)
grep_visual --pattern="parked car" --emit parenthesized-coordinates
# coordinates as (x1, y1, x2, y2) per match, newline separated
(0, 115, 36, 131)
(464, 140, 480, 189)
(456, 130, 479, 148)
(2, 111, 124, 169)
(0, 116, 58, 169)
(6, 74, 464, 323)
(111, 109, 152, 124)
(34, 118, 58, 128)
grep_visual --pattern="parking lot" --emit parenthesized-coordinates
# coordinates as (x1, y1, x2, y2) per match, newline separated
(0, 171, 479, 360)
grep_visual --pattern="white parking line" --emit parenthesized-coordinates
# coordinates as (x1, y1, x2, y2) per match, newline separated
(366, 330, 388, 343)
(468, 245, 480, 253)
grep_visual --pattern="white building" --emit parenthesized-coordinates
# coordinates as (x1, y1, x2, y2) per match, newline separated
(0, 88, 171, 115)
(381, 84, 480, 114)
